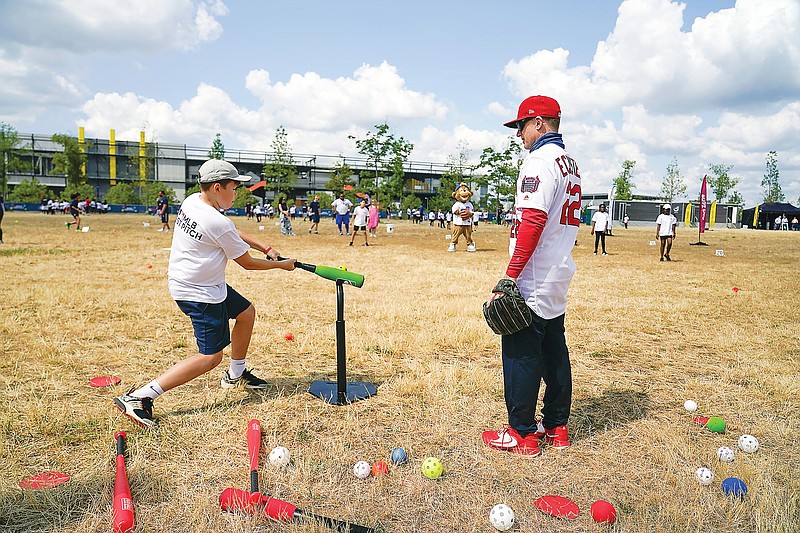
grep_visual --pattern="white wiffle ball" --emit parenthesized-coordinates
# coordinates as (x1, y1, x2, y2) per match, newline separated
(489, 503, 515, 531)
(717, 446, 735, 462)
(684, 399, 698, 412)
(696, 467, 714, 485)
(268, 446, 290, 467)
(738, 434, 760, 453)
(353, 460, 371, 479)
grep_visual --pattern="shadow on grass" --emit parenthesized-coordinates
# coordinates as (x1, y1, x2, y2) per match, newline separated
(570, 388, 650, 442)
(162, 372, 387, 420)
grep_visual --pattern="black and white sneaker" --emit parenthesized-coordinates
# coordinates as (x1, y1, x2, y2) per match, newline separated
(220, 369, 269, 390)
(114, 392, 154, 428)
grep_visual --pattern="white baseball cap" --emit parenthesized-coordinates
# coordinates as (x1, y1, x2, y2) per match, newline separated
(663, 204, 672, 210)
(197, 159, 251, 183)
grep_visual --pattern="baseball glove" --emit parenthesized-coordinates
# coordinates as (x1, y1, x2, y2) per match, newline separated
(482, 278, 533, 336)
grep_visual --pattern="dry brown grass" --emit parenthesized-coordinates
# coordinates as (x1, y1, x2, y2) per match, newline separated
(0, 212, 798, 532)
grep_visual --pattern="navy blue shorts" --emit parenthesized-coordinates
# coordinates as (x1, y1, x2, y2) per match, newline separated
(176, 285, 251, 355)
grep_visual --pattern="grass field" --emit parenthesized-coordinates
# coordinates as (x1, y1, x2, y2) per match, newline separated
(1, 211, 798, 532)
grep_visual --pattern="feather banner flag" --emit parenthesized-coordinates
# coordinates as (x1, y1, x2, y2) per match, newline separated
(699, 176, 708, 234)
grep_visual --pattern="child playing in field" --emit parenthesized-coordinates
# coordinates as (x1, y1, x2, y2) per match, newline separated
(349, 199, 369, 246)
(114, 159, 296, 428)
(65, 192, 82, 230)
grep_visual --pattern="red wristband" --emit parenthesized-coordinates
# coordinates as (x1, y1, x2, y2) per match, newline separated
(264, 246, 272, 255)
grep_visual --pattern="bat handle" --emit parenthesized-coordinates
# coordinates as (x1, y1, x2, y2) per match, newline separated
(294, 509, 375, 533)
(115, 431, 127, 455)
(250, 470, 259, 494)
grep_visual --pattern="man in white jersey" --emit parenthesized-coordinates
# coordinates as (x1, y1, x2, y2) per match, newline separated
(656, 204, 677, 261)
(114, 160, 296, 428)
(482, 95, 581, 457)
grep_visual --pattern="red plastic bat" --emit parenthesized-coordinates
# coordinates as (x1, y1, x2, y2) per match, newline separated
(247, 419, 261, 493)
(112, 431, 135, 533)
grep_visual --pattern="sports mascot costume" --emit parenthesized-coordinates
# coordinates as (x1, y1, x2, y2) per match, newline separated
(448, 182, 476, 252)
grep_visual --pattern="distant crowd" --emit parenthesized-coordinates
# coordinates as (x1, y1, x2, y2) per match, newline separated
(39, 196, 109, 214)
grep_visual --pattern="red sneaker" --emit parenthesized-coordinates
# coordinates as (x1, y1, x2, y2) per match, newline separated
(545, 425, 570, 448)
(482, 426, 541, 457)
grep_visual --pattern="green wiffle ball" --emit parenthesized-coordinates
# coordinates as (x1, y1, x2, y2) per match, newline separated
(707, 416, 726, 433)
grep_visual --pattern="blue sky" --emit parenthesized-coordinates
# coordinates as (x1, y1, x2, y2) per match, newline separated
(2, 0, 799, 206)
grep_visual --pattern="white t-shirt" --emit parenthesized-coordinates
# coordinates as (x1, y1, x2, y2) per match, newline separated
(352, 206, 369, 226)
(510, 142, 581, 320)
(332, 198, 352, 215)
(592, 211, 611, 232)
(451, 201, 473, 226)
(168, 193, 250, 303)
(656, 213, 677, 236)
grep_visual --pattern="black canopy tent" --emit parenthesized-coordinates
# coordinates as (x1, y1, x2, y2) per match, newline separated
(741, 202, 800, 229)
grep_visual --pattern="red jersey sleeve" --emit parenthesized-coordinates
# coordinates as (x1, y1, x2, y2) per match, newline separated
(506, 208, 547, 278)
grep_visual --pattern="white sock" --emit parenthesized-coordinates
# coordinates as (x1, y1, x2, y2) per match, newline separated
(133, 380, 164, 399)
(229, 359, 246, 379)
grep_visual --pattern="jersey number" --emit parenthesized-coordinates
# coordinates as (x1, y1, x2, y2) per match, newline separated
(559, 182, 582, 227)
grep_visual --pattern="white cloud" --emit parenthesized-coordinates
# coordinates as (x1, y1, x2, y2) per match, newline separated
(80, 62, 450, 160)
(0, 0, 228, 126)
(501, 0, 800, 204)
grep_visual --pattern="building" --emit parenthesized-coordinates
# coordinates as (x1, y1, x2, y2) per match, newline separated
(6, 129, 463, 205)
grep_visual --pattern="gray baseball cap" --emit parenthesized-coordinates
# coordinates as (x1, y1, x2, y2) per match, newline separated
(197, 159, 251, 183)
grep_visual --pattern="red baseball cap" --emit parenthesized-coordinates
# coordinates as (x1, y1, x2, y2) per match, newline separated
(504, 95, 561, 128)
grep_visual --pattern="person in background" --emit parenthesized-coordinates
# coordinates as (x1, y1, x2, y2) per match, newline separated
(591, 203, 611, 256)
(656, 204, 677, 261)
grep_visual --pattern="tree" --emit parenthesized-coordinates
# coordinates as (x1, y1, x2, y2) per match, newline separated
(351, 123, 414, 202)
(208, 133, 225, 160)
(728, 190, 744, 206)
(262, 126, 297, 198)
(707, 163, 739, 202)
(104, 183, 140, 205)
(232, 186, 255, 209)
(428, 141, 472, 213)
(660, 158, 687, 203)
(142, 181, 177, 207)
(475, 139, 520, 212)
(613, 160, 636, 200)
(326, 159, 356, 196)
(761, 151, 784, 202)
(0, 123, 31, 197)
(8, 178, 49, 203)
(400, 193, 421, 212)
(51, 134, 88, 189)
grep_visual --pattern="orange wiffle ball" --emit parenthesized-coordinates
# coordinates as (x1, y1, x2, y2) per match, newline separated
(590, 500, 616, 524)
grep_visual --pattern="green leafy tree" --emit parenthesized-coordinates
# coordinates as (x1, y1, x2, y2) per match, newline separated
(104, 183, 140, 205)
(51, 133, 88, 189)
(8, 178, 49, 203)
(707, 163, 739, 202)
(141, 180, 177, 208)
(1, 123, 32, 197)
(613, 160, 636, 200)
(430, 141, 471, 213)
(262, 126, 297, 198)
(761, 151, 784, 202)
(400, 193, 421, 212)
(208, 133, 225, 159)
(351, 123, 414, 202)
(660, 158, 687, 203)
(184, 183, 201, 198)
(728, 190, 744, 206)
(326, 159, 356, 196)
(232, 186, 256, 209)
(475, 139, 520, 212)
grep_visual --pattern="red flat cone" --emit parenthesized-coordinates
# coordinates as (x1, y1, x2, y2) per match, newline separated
(19, 472, 71, 489)
(89, 376, 121, 387)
